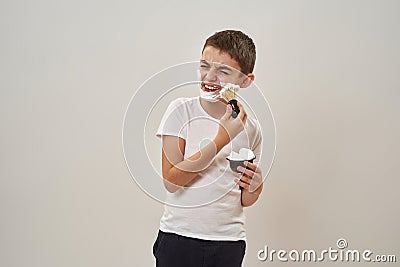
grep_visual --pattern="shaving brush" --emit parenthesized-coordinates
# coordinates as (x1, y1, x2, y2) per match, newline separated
(221, 86, 240, 118)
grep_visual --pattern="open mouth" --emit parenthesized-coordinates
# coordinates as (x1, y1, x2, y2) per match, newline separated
(201, 82, 222, 92)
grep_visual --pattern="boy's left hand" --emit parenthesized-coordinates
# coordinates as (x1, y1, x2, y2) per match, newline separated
(234, 161, 262, 193)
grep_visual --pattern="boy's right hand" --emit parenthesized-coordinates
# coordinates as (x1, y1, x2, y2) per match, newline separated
(216, 102, 247, 146)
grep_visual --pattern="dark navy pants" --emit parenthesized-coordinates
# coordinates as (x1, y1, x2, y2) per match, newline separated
(153, 230, 246, 267)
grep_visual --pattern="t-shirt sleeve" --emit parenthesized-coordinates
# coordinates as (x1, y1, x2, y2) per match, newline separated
(156, 98, 188, 139)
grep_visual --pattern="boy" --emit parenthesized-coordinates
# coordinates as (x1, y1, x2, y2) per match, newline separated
(153, 30, 263, 267)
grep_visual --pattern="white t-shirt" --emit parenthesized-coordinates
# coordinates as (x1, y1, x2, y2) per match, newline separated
(156, 96, 262, 241)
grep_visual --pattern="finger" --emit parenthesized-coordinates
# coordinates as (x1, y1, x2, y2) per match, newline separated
(235, 179, 250, 190)
(239, 175, 252, 185)
(237, 101, 245, 111)
(244, 161, 260, 173)
(237, 166, 255, 178)
(237, 102, 247, 120)
(234, 170, 253, 180)
(221, 104, 232, 120)
(249, 182, 262, 193)
(233, 171, 252, 181)
(243, 113, 247, 125)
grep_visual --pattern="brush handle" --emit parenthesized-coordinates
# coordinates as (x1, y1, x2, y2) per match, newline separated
(228, 99, 240, 118)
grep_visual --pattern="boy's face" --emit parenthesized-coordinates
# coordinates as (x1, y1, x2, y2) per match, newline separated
(199, 46, 253, 95)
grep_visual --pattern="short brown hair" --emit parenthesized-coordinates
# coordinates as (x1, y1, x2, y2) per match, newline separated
(202, 30, 256, 74)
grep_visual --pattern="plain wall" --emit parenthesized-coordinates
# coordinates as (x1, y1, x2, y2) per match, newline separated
(1, 0, 399, 266)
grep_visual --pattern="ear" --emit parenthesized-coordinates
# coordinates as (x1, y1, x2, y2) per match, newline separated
(240, 73, 255, 88)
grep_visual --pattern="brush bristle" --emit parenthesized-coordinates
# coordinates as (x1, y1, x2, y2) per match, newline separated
(221, 88, 237, 102)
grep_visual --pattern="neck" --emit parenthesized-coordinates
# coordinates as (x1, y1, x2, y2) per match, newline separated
(199, 97, 228, 119)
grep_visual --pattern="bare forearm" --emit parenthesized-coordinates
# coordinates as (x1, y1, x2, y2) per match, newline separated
(163, 103, 245, 192)
(165, 136, 228, 189)
(241, 183, 263, 207)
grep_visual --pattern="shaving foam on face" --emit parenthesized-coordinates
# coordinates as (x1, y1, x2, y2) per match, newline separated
(220, 82, 241, 92)
(197, 69, 220, 102)
(197, 69, 242, 102)
(199, 89, 220, 102)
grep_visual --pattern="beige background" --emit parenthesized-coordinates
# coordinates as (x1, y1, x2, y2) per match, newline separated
(1, 0, 399, 266)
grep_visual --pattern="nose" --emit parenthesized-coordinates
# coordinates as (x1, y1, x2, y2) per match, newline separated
(203, 66, 218, 83)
